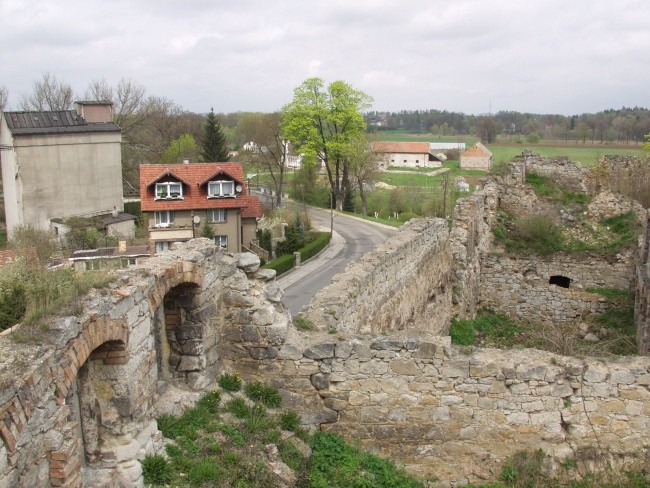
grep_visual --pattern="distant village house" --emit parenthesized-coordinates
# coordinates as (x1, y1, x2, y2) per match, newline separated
(460, 142, 493, 171)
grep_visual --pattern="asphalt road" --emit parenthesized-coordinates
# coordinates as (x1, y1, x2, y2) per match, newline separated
(279, 207, 397, 317)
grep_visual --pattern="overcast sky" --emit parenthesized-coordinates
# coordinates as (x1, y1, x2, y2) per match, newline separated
(2, 0, 649, 115)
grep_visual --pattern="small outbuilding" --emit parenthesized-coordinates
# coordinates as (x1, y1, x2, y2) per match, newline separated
(460, 142, 493, 171)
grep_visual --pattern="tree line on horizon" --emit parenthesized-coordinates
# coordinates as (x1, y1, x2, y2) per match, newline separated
(366, 107, 650, 145)
(2, 74, 649, 208)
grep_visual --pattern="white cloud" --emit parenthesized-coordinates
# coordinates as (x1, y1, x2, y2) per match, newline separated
(1, 0, 648, 114)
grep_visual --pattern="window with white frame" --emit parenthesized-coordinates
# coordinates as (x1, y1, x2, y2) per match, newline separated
(155, 241, 172, 253)
(207, 208, 226, 223)
(155, 182, 183, 199)
(208, 180, 235, 197)
(214, 235, 228, 249)
(154, 210, 175, 227)
(85, 260, 101, 271)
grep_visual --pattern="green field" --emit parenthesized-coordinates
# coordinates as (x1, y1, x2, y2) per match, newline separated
(375, 131, 644, 168)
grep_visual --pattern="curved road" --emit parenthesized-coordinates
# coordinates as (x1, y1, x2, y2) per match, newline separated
(279, 207, 396, 316)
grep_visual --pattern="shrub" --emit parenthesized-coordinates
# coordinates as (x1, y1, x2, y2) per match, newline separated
(261, 253, 294, 276)
(218, 372, 242, 392)
(526, 132, 540, 143)
(9, 225, 56, 263)
(300, 232, 331, 261)
(244, 381, 282, 408)
(141, 454, 173, 485)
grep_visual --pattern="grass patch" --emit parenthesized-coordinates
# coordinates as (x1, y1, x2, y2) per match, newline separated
(450, 310, 521, 347)
(244, 381, 283, 408)
(309, 431, 424, 488)
(218, 372, 242, 392)
(294, 315, 316, 331)
(149, 382, 425, 487)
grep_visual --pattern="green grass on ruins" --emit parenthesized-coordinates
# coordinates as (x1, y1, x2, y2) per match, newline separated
(144, 376, 424, 487)
(450, 297, 637, 357)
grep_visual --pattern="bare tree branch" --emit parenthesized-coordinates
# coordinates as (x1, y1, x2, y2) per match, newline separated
(19, 73, 74, 111)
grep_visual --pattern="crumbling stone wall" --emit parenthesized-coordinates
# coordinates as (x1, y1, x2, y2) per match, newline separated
(0, 240, 287, 488)
(305, 218, 454, 335)
(636, 210, 650, 355)
(518, 151, 589, 193)
(480, 251, 635, 323)
(450, 182, 499, 318)
(222, 331, 650, 484)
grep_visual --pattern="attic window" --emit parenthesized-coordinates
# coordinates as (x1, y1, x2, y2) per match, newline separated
(155, 182, 183, 199)
(208, 180, 235, 198)
(549, 275, 571, 288)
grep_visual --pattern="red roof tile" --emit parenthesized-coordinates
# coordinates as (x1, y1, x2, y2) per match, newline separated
(370, 141, 431, 154)
(139, 162, 261, 218)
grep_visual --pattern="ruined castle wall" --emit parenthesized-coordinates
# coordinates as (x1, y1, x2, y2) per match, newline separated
(479, 251, 636, 323)
(450, 183, 499, 318)
(223, 332, 650, 485)
(521, 152, 589, 193)
(305, 218, 454, 335)
(636, 210, 650, 355)
(0, 241, 286, 488)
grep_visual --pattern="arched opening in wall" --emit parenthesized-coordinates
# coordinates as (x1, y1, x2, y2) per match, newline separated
(69, 339, 129, 476)
(155, 282, 216, 390)
(549, 275, 571, 288)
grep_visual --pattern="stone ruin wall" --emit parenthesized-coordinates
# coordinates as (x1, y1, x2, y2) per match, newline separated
(225, 331, 650, 484)
(636, 210, 650, 355)
(305, 218, 454, 335)
(0, 240, 289, 488)
(518, 151, 590, 193)
(479, 251, 635, 324)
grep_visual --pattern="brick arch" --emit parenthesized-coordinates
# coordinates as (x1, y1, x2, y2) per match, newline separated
(52, 315, 129, 404)
(148, 260, 204, 312)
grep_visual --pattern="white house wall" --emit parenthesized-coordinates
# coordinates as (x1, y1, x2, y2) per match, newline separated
(0, 117, 22, 236)
(8, 131, 123, 234)
(385, 152, 437, 168)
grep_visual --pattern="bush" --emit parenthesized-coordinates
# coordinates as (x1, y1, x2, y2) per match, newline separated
(294, 316, 316, 331)
(9, 225, 56, 263)
(300, 232, 331, 261)
(526, 132, 540, 143)
(262, 253, 294, 276)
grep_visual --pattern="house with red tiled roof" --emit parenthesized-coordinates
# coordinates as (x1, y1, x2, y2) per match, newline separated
(370, 141, 443, 169)
(139, 162, 261, 254)
(460, 142, 493, 171)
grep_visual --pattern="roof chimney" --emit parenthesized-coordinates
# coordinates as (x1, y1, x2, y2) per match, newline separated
(182, 158, 190, 164)
(74, 101, 114, 123)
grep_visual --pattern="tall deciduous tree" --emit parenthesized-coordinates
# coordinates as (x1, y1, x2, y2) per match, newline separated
(345, 134, 380, 216)
(19, 73, 74, 111)
(474, 115, 500, 144)
(162, 134, 200, 164)
(202, 108, 229, 162)
(236, 112, 287, 206)
(282, 78, 372, 210)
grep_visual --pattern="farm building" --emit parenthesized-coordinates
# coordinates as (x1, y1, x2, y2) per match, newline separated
(460, 142, 493, 171)
(371, 141, 443, 169)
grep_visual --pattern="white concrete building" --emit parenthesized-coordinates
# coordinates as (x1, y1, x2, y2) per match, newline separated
(0, 102, 124, 237)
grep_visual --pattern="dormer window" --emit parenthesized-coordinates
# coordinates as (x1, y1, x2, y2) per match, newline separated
(208, 180, 235, 198)
(156, 182, 183, 199)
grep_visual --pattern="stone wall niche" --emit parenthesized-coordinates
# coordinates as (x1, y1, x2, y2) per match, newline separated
(158, 282, 216, 390)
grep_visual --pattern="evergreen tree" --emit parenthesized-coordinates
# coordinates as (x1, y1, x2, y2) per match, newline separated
(201, 108, 229, 162)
